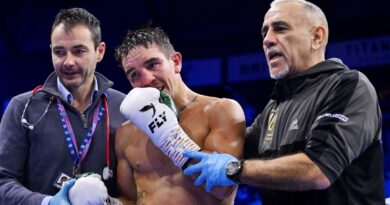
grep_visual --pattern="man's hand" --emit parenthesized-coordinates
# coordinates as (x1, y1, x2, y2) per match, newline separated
(49, 179, 76, 205)
(183, 151, 237, 192)
(120, 87, 200, 168)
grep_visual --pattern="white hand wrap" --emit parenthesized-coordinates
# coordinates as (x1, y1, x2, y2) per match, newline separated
(69, 174, 108, 205)
(120, 87, 200, 168)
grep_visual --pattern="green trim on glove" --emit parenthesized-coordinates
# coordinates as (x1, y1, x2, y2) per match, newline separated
(159, 91, 178, 117)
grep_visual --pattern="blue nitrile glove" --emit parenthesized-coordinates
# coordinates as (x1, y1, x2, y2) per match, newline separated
(182, 151, 237, 192)
(49, 179, 76, 205)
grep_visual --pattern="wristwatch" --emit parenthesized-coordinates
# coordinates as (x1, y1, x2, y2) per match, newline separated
(225, 159, 244, 184)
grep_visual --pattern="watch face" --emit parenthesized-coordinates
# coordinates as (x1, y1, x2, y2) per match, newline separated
(226, 160, 241, 176)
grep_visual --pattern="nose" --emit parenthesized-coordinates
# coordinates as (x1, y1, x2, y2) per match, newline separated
(137, 69, 157, 88)
(63, 52, 76, 66)
(263, 30, 276, 49)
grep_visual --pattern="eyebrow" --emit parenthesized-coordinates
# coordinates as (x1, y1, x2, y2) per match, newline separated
(72, 44, 89, 50)
(51, 44, 88, 50)
(261, 20, 291, 36)
(125, 67, 134, 76)
(143, 57, 160, 65)
(124, 57, 161, 76)
(272, 21, 291, 28)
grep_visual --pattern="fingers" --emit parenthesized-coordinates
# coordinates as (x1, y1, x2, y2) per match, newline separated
(205, 180, 215, 193)
(194, 170, 207, 186)
(182, 150, 208, 160)
(61, 179, 76, 192)
(183, 162, 203, 176)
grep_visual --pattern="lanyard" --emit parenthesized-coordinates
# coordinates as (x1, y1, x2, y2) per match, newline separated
(103, 97, 111, 171)
(56, 97, 107, 176)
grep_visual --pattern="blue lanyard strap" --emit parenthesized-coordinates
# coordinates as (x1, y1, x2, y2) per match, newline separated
(56, 98, 105, 176)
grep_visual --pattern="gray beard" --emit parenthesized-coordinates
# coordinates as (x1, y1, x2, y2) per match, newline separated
(270, 66, 289, 79)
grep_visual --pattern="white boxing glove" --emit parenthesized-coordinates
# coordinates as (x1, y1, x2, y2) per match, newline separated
(69, 173, 108, 205)
(120, 87, 200, 168)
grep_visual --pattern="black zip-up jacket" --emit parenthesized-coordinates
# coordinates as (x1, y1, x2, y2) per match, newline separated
(245, 58, 384, 205)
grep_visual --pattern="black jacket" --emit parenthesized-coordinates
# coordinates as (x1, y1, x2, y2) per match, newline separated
(245, 59, 384, 205)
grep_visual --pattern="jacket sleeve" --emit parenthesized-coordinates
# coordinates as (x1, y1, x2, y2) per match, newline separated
(0, 96, 47, 205)
(244, 112, 263, 159)
(304, 71, 382, 183)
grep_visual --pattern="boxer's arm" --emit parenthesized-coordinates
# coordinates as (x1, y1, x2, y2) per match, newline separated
(115, 123, 138, 205)
(120, 87, 200, 168)
(202, 98, 246, 199)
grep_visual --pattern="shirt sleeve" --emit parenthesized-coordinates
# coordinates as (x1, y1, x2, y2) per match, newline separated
(304, 71, 381, 183)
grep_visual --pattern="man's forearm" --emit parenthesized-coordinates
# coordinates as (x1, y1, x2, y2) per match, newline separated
(0, 179, 46, 205)
(240, 153, 330, 191)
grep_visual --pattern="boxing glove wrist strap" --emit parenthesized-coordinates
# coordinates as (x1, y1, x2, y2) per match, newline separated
(159, 126, 201, 168)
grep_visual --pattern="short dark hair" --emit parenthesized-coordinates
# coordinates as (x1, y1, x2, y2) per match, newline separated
(114, 27, 175, 67)
(51, 8, 102, 49)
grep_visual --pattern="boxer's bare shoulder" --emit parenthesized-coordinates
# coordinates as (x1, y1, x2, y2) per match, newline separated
(183, 96, 246, 156)
(204, 97, 245, 123)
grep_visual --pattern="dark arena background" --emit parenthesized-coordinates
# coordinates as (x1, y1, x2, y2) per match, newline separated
(1, 0, 389, 204)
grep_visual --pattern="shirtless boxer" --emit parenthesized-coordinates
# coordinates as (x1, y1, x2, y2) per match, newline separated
(114, 27, 246, 205)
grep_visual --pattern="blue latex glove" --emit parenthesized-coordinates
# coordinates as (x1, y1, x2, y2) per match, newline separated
(49, 179, 76, 205)
(182, 151, 237, 192)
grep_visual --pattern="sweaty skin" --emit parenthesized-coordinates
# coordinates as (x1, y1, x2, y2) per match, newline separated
(116, 95, 245, 205)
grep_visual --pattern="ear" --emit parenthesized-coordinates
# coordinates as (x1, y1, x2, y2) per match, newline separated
(170, 52, 183, 73)
(96, 42, 106, 62)
(311, 26, 326, 50)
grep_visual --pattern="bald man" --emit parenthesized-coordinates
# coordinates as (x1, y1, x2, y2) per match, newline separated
(183, 0, 385, 204)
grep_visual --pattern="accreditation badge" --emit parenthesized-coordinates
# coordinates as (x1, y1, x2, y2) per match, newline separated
(53, 172, 72, 189)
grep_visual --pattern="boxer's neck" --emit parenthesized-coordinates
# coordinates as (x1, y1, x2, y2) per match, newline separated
(179, 95, 198, 112)
(175, 85, 199, 113)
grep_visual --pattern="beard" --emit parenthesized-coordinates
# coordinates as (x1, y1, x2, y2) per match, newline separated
(270, 65, 289, 79)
